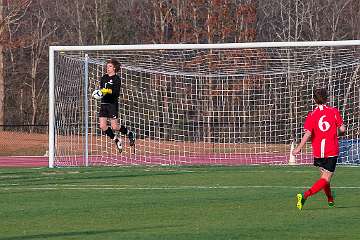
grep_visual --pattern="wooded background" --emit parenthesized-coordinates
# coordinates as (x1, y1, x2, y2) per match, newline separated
(0, 0, 359, 133)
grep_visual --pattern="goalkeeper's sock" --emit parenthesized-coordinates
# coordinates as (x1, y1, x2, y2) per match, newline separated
(304, 178, 328, 199)
(119, 125, 128, 135)
(128, 131, 136, 147)
(104, 127, 115, 139)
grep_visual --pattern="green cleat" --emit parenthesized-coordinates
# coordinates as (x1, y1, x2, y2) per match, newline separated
(328, 201, 335, 208)
(296, 193, 306, 210)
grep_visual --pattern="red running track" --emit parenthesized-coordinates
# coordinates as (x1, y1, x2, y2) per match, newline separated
(0, 154, 313, 167)
(0, 156, 48, 167)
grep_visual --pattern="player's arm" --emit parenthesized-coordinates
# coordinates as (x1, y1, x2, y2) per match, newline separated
(338, 124, 346, 136)
(292, 130, 311, 155)
(100, 76, 105, 89)
(293, 112, 312, 155)
(101, 76, 120, 97)
(99, 76, 113, 95)
(110, 75, 121, 97)
(335, 108, 345, 136)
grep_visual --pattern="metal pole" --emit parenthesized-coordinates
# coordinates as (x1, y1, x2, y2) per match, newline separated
(48, 47, 55, 168)
(84, 54, 89, 167)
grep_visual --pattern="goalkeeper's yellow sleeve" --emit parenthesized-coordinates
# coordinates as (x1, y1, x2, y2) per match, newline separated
(100, 88, 112, 95)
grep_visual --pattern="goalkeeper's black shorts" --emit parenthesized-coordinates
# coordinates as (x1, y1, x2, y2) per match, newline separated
(313, 156, 337, 172)
(99, 103, 118, 119)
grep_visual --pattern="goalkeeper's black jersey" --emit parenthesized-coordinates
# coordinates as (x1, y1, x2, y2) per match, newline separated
(100, 74, 121, 104)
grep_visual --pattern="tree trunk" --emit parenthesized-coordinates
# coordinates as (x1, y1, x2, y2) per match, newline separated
(76, 0, 83, 45)
(0, 3, 4, 131)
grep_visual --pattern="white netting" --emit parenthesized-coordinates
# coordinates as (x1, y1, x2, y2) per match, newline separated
(53, 45, 360, 166)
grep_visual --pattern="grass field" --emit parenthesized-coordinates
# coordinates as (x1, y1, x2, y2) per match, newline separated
(0, 165, 359, 240)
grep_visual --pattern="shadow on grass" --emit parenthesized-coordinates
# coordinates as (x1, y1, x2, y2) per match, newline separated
(332, 205, 360, 209)
(0, 170, 195, 185)
(0, 225, 180, 240)
(305, 205, 360, 210)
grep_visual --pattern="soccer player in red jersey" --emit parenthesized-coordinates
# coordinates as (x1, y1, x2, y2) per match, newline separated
(292, 88, 346, 210)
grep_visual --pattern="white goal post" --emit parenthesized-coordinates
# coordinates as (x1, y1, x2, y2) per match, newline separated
(49, 40, 360, 168)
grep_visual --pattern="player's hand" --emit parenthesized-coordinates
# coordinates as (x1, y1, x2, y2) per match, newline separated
(292, 148, 300, 156)
(100, 88, 112, 95)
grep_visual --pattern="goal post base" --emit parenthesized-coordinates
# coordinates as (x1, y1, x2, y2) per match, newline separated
(289, 141, 297, 165)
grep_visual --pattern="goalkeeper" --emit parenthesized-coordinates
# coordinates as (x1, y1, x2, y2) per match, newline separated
(98, 58, 135, 152)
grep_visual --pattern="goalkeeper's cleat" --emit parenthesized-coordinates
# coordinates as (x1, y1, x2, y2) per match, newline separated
(328, 201, 335, 208)
(296, 193, 306, 210)
(114, 136, 123, 153)
(128, 131, 136, 147)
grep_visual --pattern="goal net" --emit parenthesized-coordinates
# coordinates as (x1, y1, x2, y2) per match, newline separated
(49, 41, 360, 167)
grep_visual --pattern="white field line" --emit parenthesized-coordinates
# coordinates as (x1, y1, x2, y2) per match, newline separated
(0, 184, 360, 191)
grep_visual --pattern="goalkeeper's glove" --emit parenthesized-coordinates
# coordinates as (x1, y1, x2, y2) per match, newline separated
(100, 88, 112, 95)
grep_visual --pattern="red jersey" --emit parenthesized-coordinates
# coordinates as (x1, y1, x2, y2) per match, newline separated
(304, 105, 343, 158)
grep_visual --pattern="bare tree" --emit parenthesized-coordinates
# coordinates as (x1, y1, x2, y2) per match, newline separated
(257, 0, 358, 41)
(25, 1, 57, 131)
(2, 0, 359, 137)
(345, 1, 360, 39)
(0, 0, 30, 130)
(0, 3, 3, 130)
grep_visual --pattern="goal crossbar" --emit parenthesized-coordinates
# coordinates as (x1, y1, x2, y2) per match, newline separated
(50, 40, 360, 52)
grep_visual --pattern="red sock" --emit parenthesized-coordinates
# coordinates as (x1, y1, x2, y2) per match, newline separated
(323, 183, 334, 202)
(304, 178, 328, 199)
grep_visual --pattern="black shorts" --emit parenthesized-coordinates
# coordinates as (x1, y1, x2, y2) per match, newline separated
(99, 103, 118, 119)
(313, 156, 338, 172)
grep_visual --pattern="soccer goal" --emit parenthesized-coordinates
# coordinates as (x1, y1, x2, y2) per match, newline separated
(49, 41, 360, 168)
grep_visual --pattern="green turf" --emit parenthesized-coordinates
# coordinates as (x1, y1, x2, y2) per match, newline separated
(0, 166, 359, 239)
